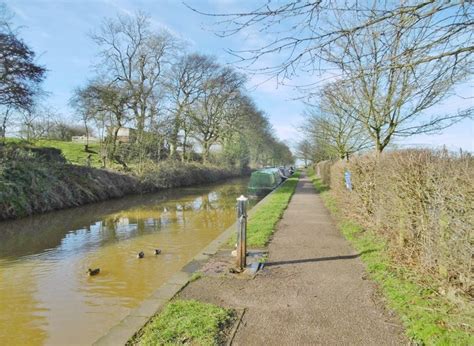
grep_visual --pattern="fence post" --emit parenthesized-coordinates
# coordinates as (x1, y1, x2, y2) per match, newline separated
(236, 195, 248, 270)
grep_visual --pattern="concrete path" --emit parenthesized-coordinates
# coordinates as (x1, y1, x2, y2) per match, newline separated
(180, 173, 406, 345)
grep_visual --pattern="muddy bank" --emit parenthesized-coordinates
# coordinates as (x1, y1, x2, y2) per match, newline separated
(0, 145, 243, 221)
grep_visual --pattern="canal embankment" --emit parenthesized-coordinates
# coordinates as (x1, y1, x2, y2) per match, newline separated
(0, 143, 244, 221)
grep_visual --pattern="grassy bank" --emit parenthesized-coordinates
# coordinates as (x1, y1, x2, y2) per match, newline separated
(0, 144, 139, 220)
(226, 171, 300, 247)
(36, 139, 103, 167)
(245, 172, 300, 247)
(0, 143, 243, 221)
(5, 138, 103, 167)
(130, 300, 234, 345)
(308, 170, 473, 345)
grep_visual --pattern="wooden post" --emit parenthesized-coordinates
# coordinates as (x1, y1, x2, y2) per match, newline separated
(236, 195, 248, 270)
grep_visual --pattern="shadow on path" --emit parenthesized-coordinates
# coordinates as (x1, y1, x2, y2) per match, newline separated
(295, 182, 318, 195)
(265, 249, 377, 267)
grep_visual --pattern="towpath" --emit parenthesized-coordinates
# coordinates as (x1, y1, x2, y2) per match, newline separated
(179, 173, 406, 344)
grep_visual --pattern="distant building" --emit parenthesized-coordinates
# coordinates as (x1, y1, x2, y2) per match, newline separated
(110, 127, 137, 143)
(71, 135, 100, 143)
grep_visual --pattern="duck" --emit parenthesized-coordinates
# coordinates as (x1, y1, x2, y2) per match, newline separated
(137, 251, 145, 259)
(154, 249, 162, 255)
(88, 268, 100, 276)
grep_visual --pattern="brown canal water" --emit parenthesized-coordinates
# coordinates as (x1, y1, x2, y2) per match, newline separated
(0, 177, 257, 345)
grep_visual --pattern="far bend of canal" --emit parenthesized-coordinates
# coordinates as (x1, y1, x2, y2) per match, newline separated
(0, 177, 259, 345)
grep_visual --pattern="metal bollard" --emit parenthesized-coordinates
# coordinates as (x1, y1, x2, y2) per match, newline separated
(236, 195, 248, 270)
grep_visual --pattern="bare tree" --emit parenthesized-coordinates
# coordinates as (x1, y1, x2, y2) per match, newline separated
(19, 105, 57, 141)
(190, 1, 473, 151)
(0, 105, 12, 143)
(231, 99, 281, 168)
(190, 65, 246, 162)
(165, 53, 216, 160)
(322, 13, 472, 152)
(295, 139, 314, 167)
(91, 12, 178, 152)
(70, 81, 130, 161)
(302, 81, 372, 159)
(70, 85, 95, 150)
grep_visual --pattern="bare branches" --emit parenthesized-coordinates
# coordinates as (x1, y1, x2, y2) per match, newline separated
(300, 80, 372, 160)
(330, 9, 471, 152)
(189, 1, 473, 80)
(90, 12, 178, 137)
(188, 63, 246, 162)
(188, 1, 474, 158)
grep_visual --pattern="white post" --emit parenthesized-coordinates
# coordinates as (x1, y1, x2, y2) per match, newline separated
(236, 195, 248, 270)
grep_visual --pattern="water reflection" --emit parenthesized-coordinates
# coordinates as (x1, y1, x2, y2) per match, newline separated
(0, 177, 255, 345)
(0, 259, 48, 345)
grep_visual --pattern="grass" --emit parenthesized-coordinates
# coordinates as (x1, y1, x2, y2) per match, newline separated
(35, 139, 102, 167)
(5, 138, 103, 167)
(134, 300, 234, 346)
(189, 272, 203, 283)
(239, 172, 300, 247)
(0, 144, 140, 220)
(308, 170, 474, 345)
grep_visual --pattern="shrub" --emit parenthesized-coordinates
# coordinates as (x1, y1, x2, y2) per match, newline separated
(314, 160, 334, 186)
(138, 160, 238, 190)
(327, 150, 473, 296)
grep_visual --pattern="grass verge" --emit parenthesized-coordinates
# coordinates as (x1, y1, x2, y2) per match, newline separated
(241, 172, 300, 247)
(308, 170, 473, 345)
(36, 139, 102, 167)
(131, 299, 234, 345)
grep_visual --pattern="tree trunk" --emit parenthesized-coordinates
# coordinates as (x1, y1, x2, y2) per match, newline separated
(170, 110, 181, 159)
(0, 123, 6, 145)
(376, 141, 385, 154)
(181, 131, 188, 162)
(375, 130, 384, 154)
(110, 126, 121, 161)
(202, 141, 210, 163)
(84, 121, 90, 152)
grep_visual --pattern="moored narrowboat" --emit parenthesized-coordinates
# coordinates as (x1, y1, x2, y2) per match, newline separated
(248, 168, 283, 196)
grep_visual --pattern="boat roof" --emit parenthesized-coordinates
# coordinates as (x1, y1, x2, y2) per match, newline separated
(252, 168, 279, 174)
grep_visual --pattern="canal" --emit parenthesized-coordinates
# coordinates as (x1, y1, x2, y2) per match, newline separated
(0, 177, 257, 345)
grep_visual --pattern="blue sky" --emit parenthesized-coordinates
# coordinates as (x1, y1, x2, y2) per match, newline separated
(4, 0, 473, 151)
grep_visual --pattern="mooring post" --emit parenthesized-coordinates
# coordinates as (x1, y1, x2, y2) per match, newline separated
(236, 195, 248, 270)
